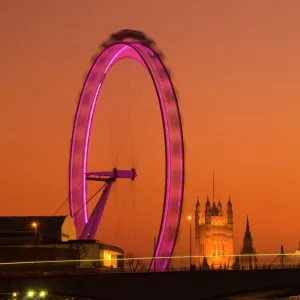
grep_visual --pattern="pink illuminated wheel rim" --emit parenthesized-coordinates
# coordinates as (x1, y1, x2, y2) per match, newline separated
(69, 30, 185, 272)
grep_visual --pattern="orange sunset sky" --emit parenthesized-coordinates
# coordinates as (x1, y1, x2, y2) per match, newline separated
(0, 1, 300, 260)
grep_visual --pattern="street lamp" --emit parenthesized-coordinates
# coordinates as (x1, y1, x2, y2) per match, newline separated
(31, 222, 39, 273)
(188, 216, 192, 271)
(27, 290, 35, 298)
(31, 222, 38, 236)
(39, 290, 47, 298)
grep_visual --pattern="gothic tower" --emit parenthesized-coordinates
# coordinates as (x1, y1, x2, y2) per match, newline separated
(194, 196, 234, 268)
(240, 216, 257, 269)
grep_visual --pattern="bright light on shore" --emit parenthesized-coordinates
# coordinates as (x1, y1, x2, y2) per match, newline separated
(27, 290, 35, 297)
(39, 290, 47, 297)
(31, 222, 38, 228)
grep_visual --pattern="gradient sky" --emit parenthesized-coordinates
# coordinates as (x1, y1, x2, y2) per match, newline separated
(1, 0, 300, 261)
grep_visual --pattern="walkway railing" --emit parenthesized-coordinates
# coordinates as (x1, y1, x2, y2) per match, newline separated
(0, 252, 299, 276)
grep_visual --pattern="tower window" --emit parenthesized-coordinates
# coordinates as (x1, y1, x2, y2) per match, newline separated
(213, 241, 225, 257)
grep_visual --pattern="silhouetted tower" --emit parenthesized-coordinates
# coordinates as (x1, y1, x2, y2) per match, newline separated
(243, 216, 253, 251)
(217, 198, 223, 216)
(205, 197, 211, 224)
(240, 216, 256, 270)
(211, 201, 219, 216)
(227, 197, 233, 225)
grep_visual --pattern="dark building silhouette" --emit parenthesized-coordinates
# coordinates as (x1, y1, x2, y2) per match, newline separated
(0, 216, 76, 245)
(0, 216, 124, 271)
(240, 216, 257, 269)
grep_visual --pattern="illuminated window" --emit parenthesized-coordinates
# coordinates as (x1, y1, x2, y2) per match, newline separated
(104, 251, 112, 266)
(213, 241, 225, 257)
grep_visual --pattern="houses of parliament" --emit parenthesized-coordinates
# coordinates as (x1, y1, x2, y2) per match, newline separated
(194, 195, 234, 268)
(194, 180, 256, 269)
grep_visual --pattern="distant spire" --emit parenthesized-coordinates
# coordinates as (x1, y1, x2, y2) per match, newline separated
(196, 196, 200, 206)
(241, 215, 254, 255)
(246, 215, 250, 233)
(244, 215, 252, 241)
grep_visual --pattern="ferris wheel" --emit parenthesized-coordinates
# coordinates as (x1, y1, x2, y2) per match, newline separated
(69, 29, 185, 272)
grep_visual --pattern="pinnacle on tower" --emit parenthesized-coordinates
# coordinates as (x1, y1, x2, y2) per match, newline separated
(226, 197, 233, 224)
(228, 196, 232, 206)
(196, 196, 201, 215)
(205, 195, 210, 207)
(218, 197, 222, 209)
(211, 201, 219, 216)
(205, 195, 211, 223)
(217, 197, 223, 216)
(218, 197, 222, 206)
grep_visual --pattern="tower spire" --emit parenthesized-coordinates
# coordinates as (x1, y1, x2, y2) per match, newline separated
(242, 215, 253, 250)
(246, 215, 250, 234)
(244, 215, 252, 240)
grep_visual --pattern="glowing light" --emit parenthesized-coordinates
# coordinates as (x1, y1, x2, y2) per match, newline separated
(12, 292, 17, 297)
(27, 290, 35, 297)
(1, 252, 298, 267)
(82, 46, 128, 225)
(188, 216, 192, 221)
(104, 251, 112, 267)
(31, 222, 38, 228)
(39, 290, 47, 297)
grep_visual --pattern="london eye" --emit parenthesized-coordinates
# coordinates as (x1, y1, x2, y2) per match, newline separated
(69, 30, 185, 272)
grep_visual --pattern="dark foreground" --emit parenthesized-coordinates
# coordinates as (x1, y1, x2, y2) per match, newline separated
(1, 269, 300, 300)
